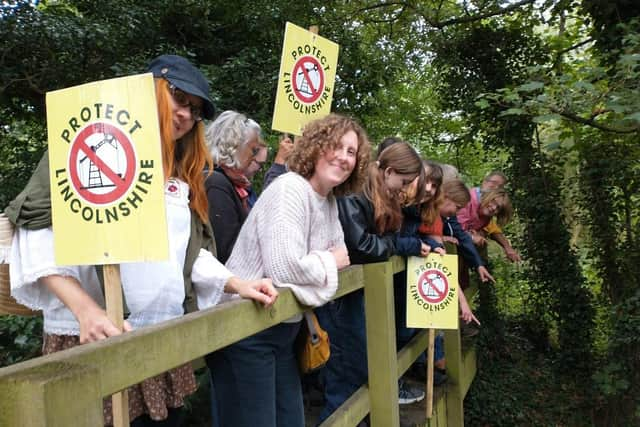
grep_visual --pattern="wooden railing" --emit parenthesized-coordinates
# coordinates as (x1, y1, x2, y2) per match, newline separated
(0, 255, 477, 427)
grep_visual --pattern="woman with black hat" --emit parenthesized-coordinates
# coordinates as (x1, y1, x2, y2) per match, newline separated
(7, 54, 278, 426)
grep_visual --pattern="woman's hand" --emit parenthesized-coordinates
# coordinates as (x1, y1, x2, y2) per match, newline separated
(504, 247, 522, 263)
(433, 246, 446, 256)
(477, 266, 496, 284)
(77, 305, 132, 344)
(470, 230, 486, 247)
(41, 274, 130, 344)
(274, 134, 295, 164)
(442, 236, 459, 245)
(225, 277, 278, 307)
(330, 246, 351, 270)
(458, 291, 480, 325)
(420, 242, 431, 257)
(459, 298, 480, 325)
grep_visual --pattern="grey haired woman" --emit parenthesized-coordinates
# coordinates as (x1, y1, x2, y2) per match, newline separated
(204, 110, 263, 263)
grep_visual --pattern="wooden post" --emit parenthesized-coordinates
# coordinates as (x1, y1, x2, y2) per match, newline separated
(103, 264, 129, 427)
(0, 362, 103, 427)
(444, 325, 464, 427)
(426, 329, 435, 418)
(363, 262, 400, 427)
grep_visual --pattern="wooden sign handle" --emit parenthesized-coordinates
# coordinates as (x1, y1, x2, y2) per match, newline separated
(104, 264, 129, 427)
(426, 328, 435, 418)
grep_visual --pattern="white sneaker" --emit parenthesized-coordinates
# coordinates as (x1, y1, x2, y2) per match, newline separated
(398, 379, 425, 405)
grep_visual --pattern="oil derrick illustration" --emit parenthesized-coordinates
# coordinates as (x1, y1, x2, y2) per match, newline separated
(79, 133, 121, 189)
(297, 62, 319, 96)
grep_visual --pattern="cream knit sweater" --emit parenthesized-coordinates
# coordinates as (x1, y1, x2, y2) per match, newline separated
(226, 172, 344, 308)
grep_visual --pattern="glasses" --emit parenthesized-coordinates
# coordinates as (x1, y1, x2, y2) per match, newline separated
(250, 145, 267, 168)
(251, 158, 266, 168)
(168, 84, 203, 122)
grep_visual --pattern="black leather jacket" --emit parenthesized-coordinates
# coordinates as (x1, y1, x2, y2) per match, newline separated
(338, 192, 430, 266)
(338, 193, 396, 264)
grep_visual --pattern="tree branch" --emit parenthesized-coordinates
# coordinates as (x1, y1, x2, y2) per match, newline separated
(557, 37, 594, 56)
(427, 0, 537, 28)
(356, 0, 537, 29)
(356, 1, 410, 14)
(549, 106, 640, 134)
(552, 37, 595, 69)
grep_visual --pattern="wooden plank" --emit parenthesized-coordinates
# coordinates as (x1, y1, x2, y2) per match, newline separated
(443, 327, 464, 427)
(103, 264, 129, 427)
(426, 392, 448, 427)
(320, 386, 370, 427)
(333, 265, 365, 299)
(397, 329, 428, 376)
(390, 255, 406, 274)
(363, 261, 399, 427)
(0, 255, 477, 427)
(0, 267, 364, 415)
(0, 362, 102, 427)
(460, 346, 477, 397)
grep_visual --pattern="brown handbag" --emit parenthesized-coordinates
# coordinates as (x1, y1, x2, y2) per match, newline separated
(0, 213, 40, 316)
(296, 310, 330, 374)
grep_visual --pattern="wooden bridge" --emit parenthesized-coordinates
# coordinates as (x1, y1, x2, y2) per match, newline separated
(0, 254, 477, 427)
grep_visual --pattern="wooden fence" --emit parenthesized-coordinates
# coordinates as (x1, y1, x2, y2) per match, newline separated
(0, 255, 476, 427)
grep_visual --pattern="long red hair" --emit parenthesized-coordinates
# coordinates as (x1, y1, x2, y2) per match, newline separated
(155, 78, 212, 223)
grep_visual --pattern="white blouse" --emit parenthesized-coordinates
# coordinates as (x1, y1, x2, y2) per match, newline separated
(10, 178, 233, 335)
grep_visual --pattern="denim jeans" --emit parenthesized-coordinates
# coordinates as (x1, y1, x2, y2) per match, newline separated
(393, 270, 416, 350)
(315, 290, 368, 423)
(205, 321, 304, 427)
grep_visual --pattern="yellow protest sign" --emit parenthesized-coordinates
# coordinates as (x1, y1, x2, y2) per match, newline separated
(272, 22, 339, 135)
(406, 254, 459, 329)
(46, 73, 168, 266)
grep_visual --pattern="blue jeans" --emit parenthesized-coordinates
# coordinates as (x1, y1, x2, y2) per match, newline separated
(394, 270, 416, 350)
(315, 290, 368, 423)
(205, 321, 304, 427)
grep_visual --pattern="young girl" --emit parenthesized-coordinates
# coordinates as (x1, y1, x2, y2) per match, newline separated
(316, 141, 429, 422)
(414, 160, 446, 252)
(457, 188, 513, 246)
(7, 54, 276, 426)
(397, 159, 449, 386)
(207, 114, 370, 427)
(439, 179, 498, 325)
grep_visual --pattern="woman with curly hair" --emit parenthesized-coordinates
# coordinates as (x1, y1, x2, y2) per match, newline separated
(316, 141, 430, 422)
(207, 113, 370, 427)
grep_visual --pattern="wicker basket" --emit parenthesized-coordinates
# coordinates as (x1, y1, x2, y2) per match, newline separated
(0, 213, 40, 316)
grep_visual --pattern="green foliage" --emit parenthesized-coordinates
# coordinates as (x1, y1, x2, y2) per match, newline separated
(466, 318, 593, 426)
(0, 315, 42, 367)
(0, 107, 47, 209)
(576, 133, 640, 303)
(592, 288, 640, 425)
(476, 20, 640, 135)
(2, 0, 639, 424)
(428, 12, 596, 376)
(582, 0, 640, 64)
